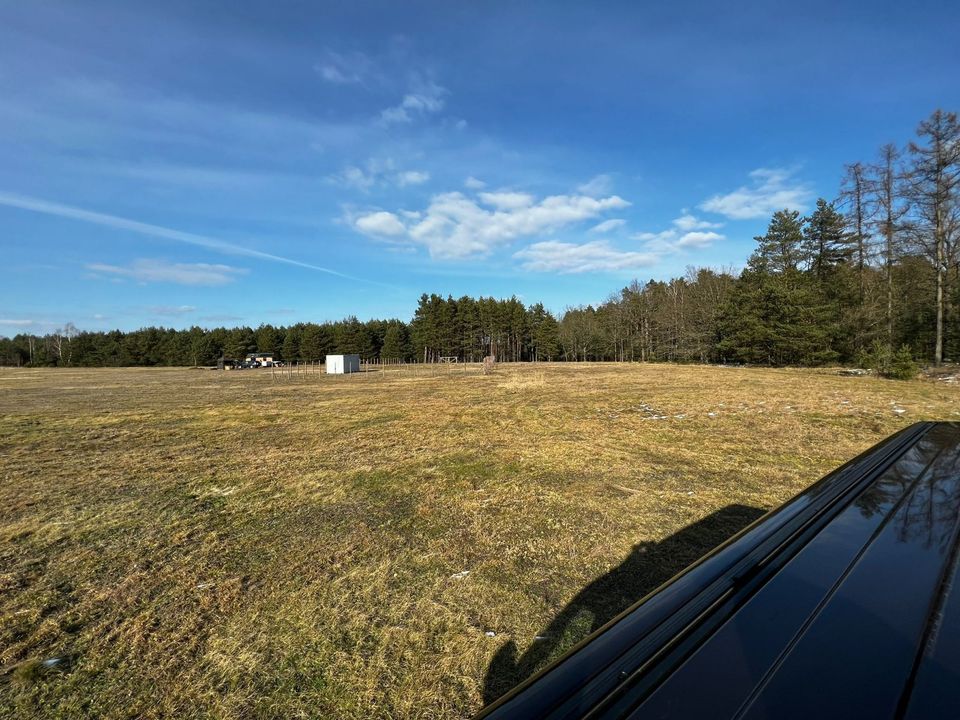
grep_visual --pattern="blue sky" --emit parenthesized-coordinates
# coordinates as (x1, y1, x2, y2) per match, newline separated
(1, 0, 958, 335)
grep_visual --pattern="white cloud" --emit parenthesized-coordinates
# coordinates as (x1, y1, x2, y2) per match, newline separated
(590, 218, 626, 234)
(672, 213, 723, 231)
(380, 81, 447, 124)
(675, 231, 724, 249)
(478, 191, 534, 210)
(0, 318, 35, 326)
(633, 216, 726, 253)
(464, 176, 486, 190)
(352, 188, 630, 259)
(700, 168, 813, 220)
(354, 211, 407, 236)
(86, 259, 247, 286)
(514, 240, 658, 274)
(397, 170, 430, 187)
(578, 174, 614, 197)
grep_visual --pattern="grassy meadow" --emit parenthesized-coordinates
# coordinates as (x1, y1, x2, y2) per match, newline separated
(1, 363, 958, 718)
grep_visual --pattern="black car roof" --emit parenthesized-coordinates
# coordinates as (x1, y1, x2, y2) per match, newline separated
(477, 422, 960, 719)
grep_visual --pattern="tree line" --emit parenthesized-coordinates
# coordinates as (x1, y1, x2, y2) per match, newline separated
(2, 109, 956, 369)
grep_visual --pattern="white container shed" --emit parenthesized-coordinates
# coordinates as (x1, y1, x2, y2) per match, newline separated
(326, 354, 361, 374)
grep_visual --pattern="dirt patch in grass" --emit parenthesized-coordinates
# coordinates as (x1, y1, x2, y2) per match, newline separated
(0, 363, 957, 718)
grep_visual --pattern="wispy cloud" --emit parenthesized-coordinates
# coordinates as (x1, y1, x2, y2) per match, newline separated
(700, 168, 813, 220)
(674, 230, 724, 249)
(380, 80, 447, 124)
(199, 314, 244, 323)
(464, 176, 486, 190)
(87, 259, 247, 286)
(0, 192, 377, 283)
(148, 305, 197, 316)
(0, 318, 36, 326)
(397, 170, 430, 186)
(671, 213, 723, 231)
(514, 240, 658, 274)
(314, 50, 375, 85)
(577, 174, 614, 197)
(330, 160, 430, 191)
(352, 185, 630, 259)
(590, 218, 626, 234)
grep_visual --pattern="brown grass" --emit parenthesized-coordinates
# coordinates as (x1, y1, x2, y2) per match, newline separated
(0, 363, 957, 718)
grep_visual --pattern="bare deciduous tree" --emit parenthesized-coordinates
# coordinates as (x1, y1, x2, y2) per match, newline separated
(905, 110, 960, 365)
(839, 162, 874, 300)
(868, 144, 910, 343)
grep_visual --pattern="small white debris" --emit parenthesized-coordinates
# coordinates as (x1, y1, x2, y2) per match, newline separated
(534, 635, 549, 641)
(707, 412, 717, 417)
(195, 582, 215, 590)
(687, 491, 695, 496)
(485, 631, 496, 637)
(450, 570, 471, 580)
(893, 407, 906, 416)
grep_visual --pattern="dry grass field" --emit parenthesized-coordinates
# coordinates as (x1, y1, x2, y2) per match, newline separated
(1, 363, 958, 718)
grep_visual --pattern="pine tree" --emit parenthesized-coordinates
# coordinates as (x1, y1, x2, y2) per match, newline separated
(804, 199, 850, 278)
(748, 210, 807, 274)
(282, 324, 301, 362)
(380, 324, 409, 360)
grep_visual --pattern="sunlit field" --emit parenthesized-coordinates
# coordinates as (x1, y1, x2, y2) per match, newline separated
(1, 363, 958, 718)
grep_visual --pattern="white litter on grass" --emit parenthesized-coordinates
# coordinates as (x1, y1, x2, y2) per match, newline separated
(450, 570, 471, 580)
(893, 407, 906, 416)
(485, 631, 497, 637)
(707, 412, 717, 417)
(196, 582, 216, 590)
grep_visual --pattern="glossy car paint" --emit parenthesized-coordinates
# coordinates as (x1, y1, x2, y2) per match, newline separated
(477, 422, 960, 720)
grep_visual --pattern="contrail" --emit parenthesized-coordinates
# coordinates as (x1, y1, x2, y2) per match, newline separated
(0, 191, 384, 286)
